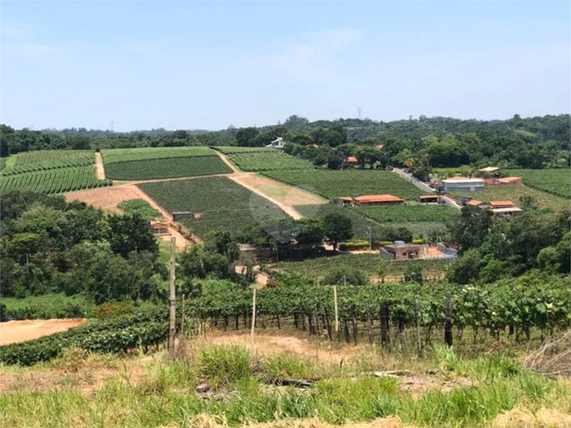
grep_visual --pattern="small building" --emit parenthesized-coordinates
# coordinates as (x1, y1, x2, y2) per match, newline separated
(381, 241, 427, 260)
(172, 211, 193, 221)
(476, 166, 500, 178)
(491, 207, 523, 217)
(336, 197, 354, 207)
(266, 137, 285, 149)
(466, 199, 487, 208)
(496, 177, 522, 185)
(419, 195, 440, 204)
(488, 200, 515, 209)
(346, 156, 358, 164)
(354, 194, 404, 206)
(442, 177, 485, 193)
(150, 221, 170, 235)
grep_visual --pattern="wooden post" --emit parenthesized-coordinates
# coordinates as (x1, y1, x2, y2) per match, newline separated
(365, 300, 373, 344)
(180, 293, 185, 336)
(168, 237, 176, 358)
(251, 286, 257, 340)
(445, 293, 453, 347)
(414, 300, 422, 356)
(333, 285, 339, 333)
(351, 305, 358, 345)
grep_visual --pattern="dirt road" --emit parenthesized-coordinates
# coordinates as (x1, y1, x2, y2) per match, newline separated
(95, 152, 106, 180)
(0, 319, 87, 345)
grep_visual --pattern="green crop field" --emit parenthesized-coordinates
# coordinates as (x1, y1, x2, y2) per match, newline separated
(359, 204, 459, 223)
(102, 146, 215, 164)
(138, 177, 290, 237)
(506, 168, 571, 199)
(104, 156, 231, 180)
(0, 150, 95, 176)
(264, 170, 424, 200)
(220, 149, 314, 172)
(0, 166, 111, 194)
(452, 185, 569, 212)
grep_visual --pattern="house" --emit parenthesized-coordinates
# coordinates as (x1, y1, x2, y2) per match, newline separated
(336, 197, 354, 207)
(491, 207, 523, 217)
(150, 221, 170, 235)
(381, 241, 425, 260)
(346, 156, 358, 164)
(266, 137, 285, 149)
(353, 194, 404, 206)
(466, 199, 487, 208)
(476, 167, 500, 178)
(419, 195, 440, 204)
(496, 177, 522, 185)
(488, 201, 515, 209)
(442, 177, 485, 192)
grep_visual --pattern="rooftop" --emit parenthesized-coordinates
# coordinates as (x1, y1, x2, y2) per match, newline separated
(489, 200, 515, 207)
(492, 207, 523, 213)
(347, 156, 358, 163)
(478, 166, 500, 173)
(467, 199, 484, 206)
(354, 194, 403, 203)
(442, 177, 485, 183)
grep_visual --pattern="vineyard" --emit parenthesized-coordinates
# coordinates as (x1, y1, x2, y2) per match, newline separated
(507, 168, 571, 199)
(0, 166, 112, 194)
(452, 184, 569, 211)
(264, 170, 424, 200)
(138, 177, 291, 237)
(360, 204, 459, 223)
(0, 150, 95, 176)
(104, 156, 231, 180)
(101, 146, 216, 164)
(216, 147, 314, 171)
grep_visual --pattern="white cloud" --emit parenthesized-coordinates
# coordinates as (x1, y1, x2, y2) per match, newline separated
(271, 29, 362, 81)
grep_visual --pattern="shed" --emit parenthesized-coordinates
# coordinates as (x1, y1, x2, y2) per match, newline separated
(497, 177, 522, 185)
(336, 197, 354, 207)
(172, 211, 193, 221)
(383, 241, 427, 260)
(491, 207, 523, 217)
(419, 195, 440, 204)
(488, 201, 515, 209)
(354, 194, 404, 206)
(150, 221, 170, 235)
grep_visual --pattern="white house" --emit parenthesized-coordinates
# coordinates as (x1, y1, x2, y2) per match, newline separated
(266, 137, 285, 149)
(442, 177, 485, 192)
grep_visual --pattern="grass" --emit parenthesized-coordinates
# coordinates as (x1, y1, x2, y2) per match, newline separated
(359, 204, 459, 223)
(2, 336, 570, 428)
(264, 170, 424, 201)
(451, 185, 569, 212)
(2, 294, 94, 320)
(104, 156, 231, 180)
(506, 168, 571, 199)
(139, 177, 291, 237)
(102, 147, 216, 164)
(117, 199, 161, 220)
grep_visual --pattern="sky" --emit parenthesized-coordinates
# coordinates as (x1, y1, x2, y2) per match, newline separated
(1, 1, 570, 132)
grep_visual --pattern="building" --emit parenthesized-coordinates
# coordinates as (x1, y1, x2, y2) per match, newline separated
(476, 166, 500, 178)
(346, 156, 358, 164)
(466, 199, 488, 208)
(353, 194, 404, 206)
(150, 221, 170, 235)
(419, 195, 440, 204)
(381, 241, 424, 260)
(442, 177, 485, 193)
(172, 211, 193, 221)
(496, 177, 522, 185)
(266, 137, 285, 149)
(336, 197, 354, 207)
(491, 207, 523, 217)
(488, 201, 515, 209)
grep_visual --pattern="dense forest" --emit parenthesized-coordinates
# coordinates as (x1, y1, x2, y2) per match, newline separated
(1, 114, 569, 170)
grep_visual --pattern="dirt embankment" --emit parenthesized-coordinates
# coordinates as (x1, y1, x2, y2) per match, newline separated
(0, 319, 87, 346)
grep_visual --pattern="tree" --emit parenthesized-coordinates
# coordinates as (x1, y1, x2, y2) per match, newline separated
(448, 206, 493, 250)
(447, 248, 481, 284)
(235, 127, 260, 147)
(294, 219, 324, 248)
(106, 214, 158, 258)
(323, 213, 353, 251)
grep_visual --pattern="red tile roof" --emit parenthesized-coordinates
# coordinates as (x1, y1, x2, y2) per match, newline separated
(347, 156, 358, 163)
(467, 200, 484, 206)
(447, 176, 470, 181)
(354, 194, 403, 203)
(419, 195, 439, 199)
(489, 201, 514, 207)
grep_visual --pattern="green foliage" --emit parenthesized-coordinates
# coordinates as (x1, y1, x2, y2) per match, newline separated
(507, 168, 571, 199)
(0, 150, 95, 176)
(360, 204, 459, 223)
(104, 156, 231, 180)
(1, 294, 93, 320)
(323, 268, 367, 285)
(117, 199, 160, 220)
(264, 169, 423, 200)
(216, 147, 314, 171)
(102, 146, 215, 164)
(0, 166, 111, 194)
(322, 212, 353, 250)
(199, 345, 251, 387)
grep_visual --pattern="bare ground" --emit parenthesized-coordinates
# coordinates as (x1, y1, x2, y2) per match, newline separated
(95, 152, 106, 180)
(0, 319, 87, 345)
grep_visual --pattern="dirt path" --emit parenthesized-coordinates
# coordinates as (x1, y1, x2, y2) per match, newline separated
(0, 319, 87, 345)
(95, 152, 105, 180)
(214, 151, 240, 173)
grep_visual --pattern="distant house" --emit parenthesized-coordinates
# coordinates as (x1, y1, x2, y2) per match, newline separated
(150, 221, 170, 235)
(419, 195, 440, 204)
(266, 137, 285, 149)
(382, 241, 424, 260)
(477, 166, 500, 177)
(496, 177, 522, 185)
(346, 156, 358, 164)
(442, 177, 485, 193)
(336, 197, 354, 207)
(488, 201, 515, 209)
(491, 207, 523, 217)
(466, 199, 487, 208)
(353, 194, 404, 206)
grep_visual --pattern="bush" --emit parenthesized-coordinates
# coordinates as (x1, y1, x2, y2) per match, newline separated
(412, 238, 425, 244)
(323, 268, 368, 285)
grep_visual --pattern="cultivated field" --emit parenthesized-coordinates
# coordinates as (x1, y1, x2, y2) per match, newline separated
(104, 156, 232, 180)
(452, 185, 570, 211)
(264, 170, 424, 200)
(217, 147, 314, 172)
(0, 166, 111, 194)
(359, 205, 459, 223)
(507, 168, 571, 199)
(102, 146, 216, 164)
(0, 150, 95, 175)
(138, 177, 291, 237)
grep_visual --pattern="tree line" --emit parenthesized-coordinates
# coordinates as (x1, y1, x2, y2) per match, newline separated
(1, 113, 569, 169)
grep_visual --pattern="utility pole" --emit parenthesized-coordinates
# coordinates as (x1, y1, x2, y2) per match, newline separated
(367, 226, 372, 252)
(168, 237, 176, 358)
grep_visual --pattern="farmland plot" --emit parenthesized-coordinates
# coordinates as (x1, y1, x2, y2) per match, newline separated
(104, 156, 231, 180)
(507, 168, 571, 199)
(138, 177, 291, 237)
(359, 204, 459, 223)
(216, 147, 314, 171)
(265, 170, 424, 200)
(102, 146, 216, 164)
(0, 150, 95, 176)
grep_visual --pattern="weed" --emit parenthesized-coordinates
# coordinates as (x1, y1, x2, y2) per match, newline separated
(199, 345, 251, 388)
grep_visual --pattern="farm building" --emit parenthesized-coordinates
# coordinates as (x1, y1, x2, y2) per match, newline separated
(346, 156, 358, 164)
(476, 167, 500, 178)
(466, 199, 487, 208)
(380, 241, 458, 261)
(491, 207, 523, 217)
(353, 194, 404, 206)
(150, 221, 170, 235)
(419, 195, 440, 204)
(172, 211, 193, 221)
(336, 197, 354, 207)
(488, 201, 515, 209)
(442, 177, 485, 193)
(496, 177, 522, 185)
(266, 137, 285, 149)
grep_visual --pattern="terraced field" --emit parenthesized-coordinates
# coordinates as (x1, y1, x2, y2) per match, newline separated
(359, 204, 459, 223)
(104, 157, 231, 180)
(264, 170, 424, 200)
(216, 147, 313, 172)
(507, 168, 571, 199)
(102, 147, 216, 164)
(138, 177, 290, 237)
(0, 150, 95, 176)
